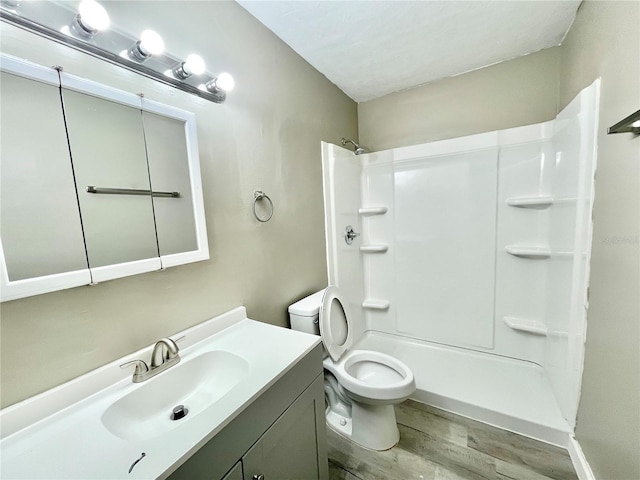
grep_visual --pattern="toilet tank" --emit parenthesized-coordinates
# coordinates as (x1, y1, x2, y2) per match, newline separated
(288, 289, 325, 335)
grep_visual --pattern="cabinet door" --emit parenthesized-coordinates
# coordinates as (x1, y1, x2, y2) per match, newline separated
(242, 375, 327, 480)
(0, 70, 90, 292)
(221, 462, 243, 480)
(141, 111, 197, 257)
(61, 88, 160, 274)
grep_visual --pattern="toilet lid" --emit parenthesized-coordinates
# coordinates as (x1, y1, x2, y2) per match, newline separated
(319, 286, 353, 362)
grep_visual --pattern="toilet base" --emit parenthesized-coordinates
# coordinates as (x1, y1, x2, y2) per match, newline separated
(326, 409, 353, 437)
(326, 402, 399, 451)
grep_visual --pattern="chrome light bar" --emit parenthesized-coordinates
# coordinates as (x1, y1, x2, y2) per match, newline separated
(0, 1, 233, 104)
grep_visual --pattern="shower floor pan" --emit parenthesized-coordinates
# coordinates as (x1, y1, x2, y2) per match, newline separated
(354, 331, 572, 447)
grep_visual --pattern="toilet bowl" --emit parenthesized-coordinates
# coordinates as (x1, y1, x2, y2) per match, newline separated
(288, 286, 415, 450)
(324, 350, 415, 404)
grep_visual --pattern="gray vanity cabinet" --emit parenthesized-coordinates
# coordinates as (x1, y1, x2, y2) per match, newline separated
(221, 462, 242, 480)
(166, 344, 329, 480)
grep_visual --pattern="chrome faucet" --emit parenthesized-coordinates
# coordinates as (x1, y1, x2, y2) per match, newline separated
(151, 338, 180, 368)
(120, 337, 182, 383)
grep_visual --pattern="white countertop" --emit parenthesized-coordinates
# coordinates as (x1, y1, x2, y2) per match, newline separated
(0, 307, 321, 479)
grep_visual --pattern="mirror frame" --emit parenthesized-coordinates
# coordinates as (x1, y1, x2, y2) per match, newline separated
(0, 53, 209, 301)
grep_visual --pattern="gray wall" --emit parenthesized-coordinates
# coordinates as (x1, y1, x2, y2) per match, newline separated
(358, 47, 561, 151)
(559, 2, 640, 479)
(0, 1, 357, 408)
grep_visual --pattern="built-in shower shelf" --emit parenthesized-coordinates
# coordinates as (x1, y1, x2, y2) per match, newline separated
(505, 246, 551, 259)
(503, 316, 548, 336)
(506, 196, 554, 209)
(362, 299, 390, 310)
(505, 246, 577, 259)
(360, 245, 389, 253)
(358, 206, 388, 215)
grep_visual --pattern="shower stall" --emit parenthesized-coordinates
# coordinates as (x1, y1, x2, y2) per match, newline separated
(321, 80, 599, 446)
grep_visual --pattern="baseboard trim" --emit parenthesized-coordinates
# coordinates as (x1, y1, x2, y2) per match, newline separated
(568, 435, 596, 480)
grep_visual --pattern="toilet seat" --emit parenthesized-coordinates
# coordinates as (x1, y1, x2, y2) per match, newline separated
(319, 286, 354, 362)
(324, 349, 415, 402)
(320, 286, 415, 403)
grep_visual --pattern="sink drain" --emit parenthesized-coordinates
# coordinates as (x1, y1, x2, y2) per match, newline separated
(170, 404, 188, 420)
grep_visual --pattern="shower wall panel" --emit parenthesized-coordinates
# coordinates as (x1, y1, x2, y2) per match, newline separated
(361, 160, 396, 333)
(544, 81, 599, 426)
(321, 142, 366, 341)
(357, 126, 557, 364)
(359, 122, 562, 366)
(493, 140, 554, 363)
(393, 150, 498, 349)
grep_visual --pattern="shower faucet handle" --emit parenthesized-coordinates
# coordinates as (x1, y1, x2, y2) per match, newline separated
(345, 225, 360, 245)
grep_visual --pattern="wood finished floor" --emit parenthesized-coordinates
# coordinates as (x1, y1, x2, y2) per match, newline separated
(327, 400, 578, 480)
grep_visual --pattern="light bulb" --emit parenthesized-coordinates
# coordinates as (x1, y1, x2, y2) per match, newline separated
(631, 120, 640, 128)
(67, 0, 109, 39)
(171, 54, 206, 80)
(183, 54, 205, 76)
(139, 30, 164, 56)
(216, 72, 234, 92)
(127, 30, 165, 62)
(78, 0, 109, 31)
(202, 72, 235, 95)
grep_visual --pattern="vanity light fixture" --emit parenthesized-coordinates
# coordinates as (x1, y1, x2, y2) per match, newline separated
(201, 72, 235, 93)
(171, 53, 206, 80)
(0, 1, 233, 103)
(126, 29, 164, 62)
(67, 0, 109, 40)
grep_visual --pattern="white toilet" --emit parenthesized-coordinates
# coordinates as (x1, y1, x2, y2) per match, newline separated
(289, 286, 416, 450)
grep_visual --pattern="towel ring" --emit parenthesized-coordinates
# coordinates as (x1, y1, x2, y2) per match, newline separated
(253, 190, 274, 222)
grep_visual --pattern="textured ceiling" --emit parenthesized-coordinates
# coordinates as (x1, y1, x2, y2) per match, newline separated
(237, 1, 581, 102)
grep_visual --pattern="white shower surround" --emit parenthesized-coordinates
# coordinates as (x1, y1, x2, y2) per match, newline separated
(321, 80, 599, 446)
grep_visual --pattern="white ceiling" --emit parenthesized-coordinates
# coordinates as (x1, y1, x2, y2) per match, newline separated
(236, 1, 581, 102)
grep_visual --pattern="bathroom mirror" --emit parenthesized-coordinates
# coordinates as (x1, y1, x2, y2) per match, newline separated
(61, 87, 160, 272)
(141, 110, 199, 260)
(137, 99, 208, 270)
(0, 53, 208, 300)
(0, 68, 91, 290)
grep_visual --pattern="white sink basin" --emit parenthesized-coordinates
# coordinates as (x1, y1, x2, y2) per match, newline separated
(102, 350, 249, 441)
